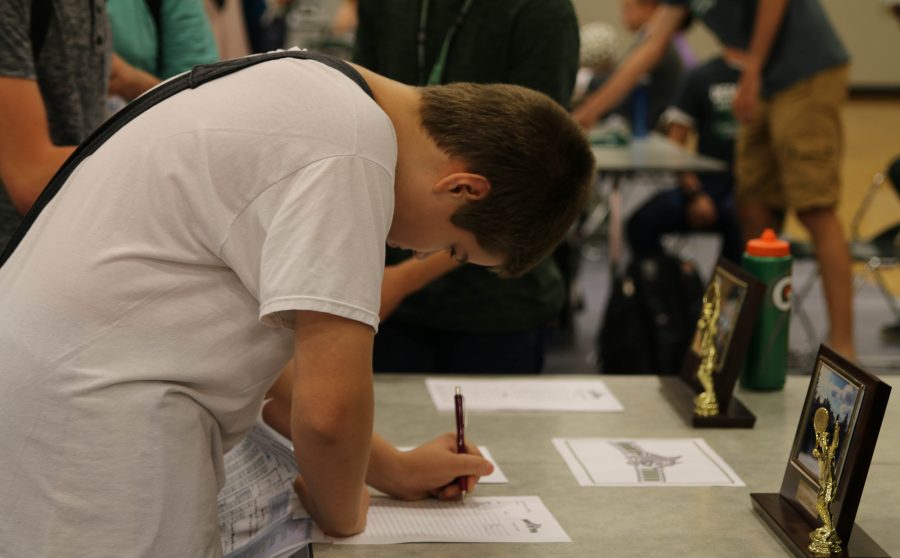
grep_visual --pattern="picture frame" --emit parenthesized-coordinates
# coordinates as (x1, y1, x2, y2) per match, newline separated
(660, 258, 764, 428)
(751, 345, 892, 557)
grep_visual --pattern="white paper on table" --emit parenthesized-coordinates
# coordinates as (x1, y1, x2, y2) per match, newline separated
(552, 437, 745, 487)
(316, 496, 570, 544)
(397, 445, 508, 483)
(425, 378, 624, 412)
(219, 425, 315, 557)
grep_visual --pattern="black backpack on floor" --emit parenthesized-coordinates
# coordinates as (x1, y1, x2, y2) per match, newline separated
(597, 253, 704, 375)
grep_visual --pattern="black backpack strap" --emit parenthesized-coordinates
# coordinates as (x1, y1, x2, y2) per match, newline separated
(30, 0, 52, 60)
(0, 50, 373, 266)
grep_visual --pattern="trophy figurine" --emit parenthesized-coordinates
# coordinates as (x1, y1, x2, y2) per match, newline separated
(808, 407, 842, 556)
(693, 280, 721, 417)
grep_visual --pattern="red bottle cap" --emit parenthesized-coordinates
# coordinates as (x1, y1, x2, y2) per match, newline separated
(745, 228, 790, 257)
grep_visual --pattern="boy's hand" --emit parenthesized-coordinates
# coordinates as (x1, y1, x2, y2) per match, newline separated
(382, 433, 495, 501)
(293, 475, 370, 536)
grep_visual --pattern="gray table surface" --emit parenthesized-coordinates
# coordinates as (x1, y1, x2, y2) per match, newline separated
(591, 133, 727, 174)
(315, 375, 899, 558)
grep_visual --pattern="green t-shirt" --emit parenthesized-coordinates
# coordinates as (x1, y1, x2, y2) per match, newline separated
(353, 0, 580, 332)
(107, 0, 218, 79)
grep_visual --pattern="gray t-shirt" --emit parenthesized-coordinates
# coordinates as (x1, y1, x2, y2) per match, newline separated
(0, 0, 110, 249)
(664, 0, 848, 97)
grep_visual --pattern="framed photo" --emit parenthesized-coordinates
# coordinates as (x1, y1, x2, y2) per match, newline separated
(777, 346, 891, 543)
(679, 258, 763, 410)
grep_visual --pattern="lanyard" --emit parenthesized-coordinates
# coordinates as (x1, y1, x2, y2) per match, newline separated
(417, 0, 475, 86)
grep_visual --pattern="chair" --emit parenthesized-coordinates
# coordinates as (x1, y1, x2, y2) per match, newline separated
(791, 158, 900, 364)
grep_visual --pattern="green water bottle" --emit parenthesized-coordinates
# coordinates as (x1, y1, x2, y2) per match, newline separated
(740, 229, 792, 391)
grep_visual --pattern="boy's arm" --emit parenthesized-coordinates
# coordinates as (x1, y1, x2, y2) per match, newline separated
(263, 363, 493, 501)
(733, 0, 788, 123)
(572, 5, 687, 129)
(290, 310, 374, 537)
(0, 77, 74, 213)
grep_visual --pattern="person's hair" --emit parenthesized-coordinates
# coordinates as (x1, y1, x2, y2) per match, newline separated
(419, 83, 595, 277)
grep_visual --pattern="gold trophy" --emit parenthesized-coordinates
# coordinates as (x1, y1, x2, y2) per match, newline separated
(808, 407, 843, 556)
(693, 280, 721, 417)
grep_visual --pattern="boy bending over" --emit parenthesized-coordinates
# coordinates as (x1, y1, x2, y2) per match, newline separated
(0, 52, 593, 556)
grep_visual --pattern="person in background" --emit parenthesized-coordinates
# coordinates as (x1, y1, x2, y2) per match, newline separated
(626, 49, 745, 265)
(205, 0, 251, 60)
(0, 0, 110, 249)
(242, 0, 284, 53)
(571, 21, 620, 108)
(572, 0, 855, 360)
(107, 0, 219, 103)
(331, 0, 357, 38)
(611, 0, 683, 130)
(353, 0, 581, 374)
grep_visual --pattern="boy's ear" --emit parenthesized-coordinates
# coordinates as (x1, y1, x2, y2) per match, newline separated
(434, 172, 491, 201)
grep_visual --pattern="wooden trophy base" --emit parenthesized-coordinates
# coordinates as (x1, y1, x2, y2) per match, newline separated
(751, 493, 889, 558)
(659, 376, 756, 428)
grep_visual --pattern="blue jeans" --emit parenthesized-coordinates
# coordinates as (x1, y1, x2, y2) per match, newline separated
(626, 174, 743, 264)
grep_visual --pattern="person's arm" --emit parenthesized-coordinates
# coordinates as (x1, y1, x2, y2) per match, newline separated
(733, 0, 788, 123)
(0, 77, 74, 214)
(108, 53, 160, 101)
(289, 310, 374, 537)
(572, 5, 687, 129)
(331, 0, 358, 37)
(380, 252, 459, 320)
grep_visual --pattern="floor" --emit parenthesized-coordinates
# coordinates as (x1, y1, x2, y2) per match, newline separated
(544, 98, 900, 377)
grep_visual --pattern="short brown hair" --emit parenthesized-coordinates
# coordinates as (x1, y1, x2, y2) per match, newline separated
(419, 83, 595, 277)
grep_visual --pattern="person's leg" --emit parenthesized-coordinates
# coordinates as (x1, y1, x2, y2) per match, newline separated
(795, 207, 854, 358)
(625, 188, 688, 258)
(771, 65, 854, 359)
(702, 176, 743, 263)
(734, 96, 783, 242)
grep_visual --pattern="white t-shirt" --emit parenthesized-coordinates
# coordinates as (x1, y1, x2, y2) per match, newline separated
(0, 58, 396, 556)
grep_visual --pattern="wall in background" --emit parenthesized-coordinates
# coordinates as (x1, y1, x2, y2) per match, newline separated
(572, 0, 900, 89)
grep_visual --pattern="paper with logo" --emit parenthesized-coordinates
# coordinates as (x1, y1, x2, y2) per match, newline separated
(316, 496, 570, 544)
(553, 438, 744, 487)
(219, 425, 315, 558)
(425, 378, 624, 412)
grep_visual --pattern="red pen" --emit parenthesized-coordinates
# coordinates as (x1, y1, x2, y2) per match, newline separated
(454, 385, 467, 499)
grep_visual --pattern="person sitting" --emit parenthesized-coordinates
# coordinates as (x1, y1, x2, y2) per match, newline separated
(575, 0, 683, 133)
(627, 49, 746, 265)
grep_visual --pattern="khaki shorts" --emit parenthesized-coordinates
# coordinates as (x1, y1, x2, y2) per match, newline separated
(735, 64, 849, 211)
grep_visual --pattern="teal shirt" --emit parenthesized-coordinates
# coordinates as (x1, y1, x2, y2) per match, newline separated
(107, 0, 218, 79)
(354, 0, 580, 332)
